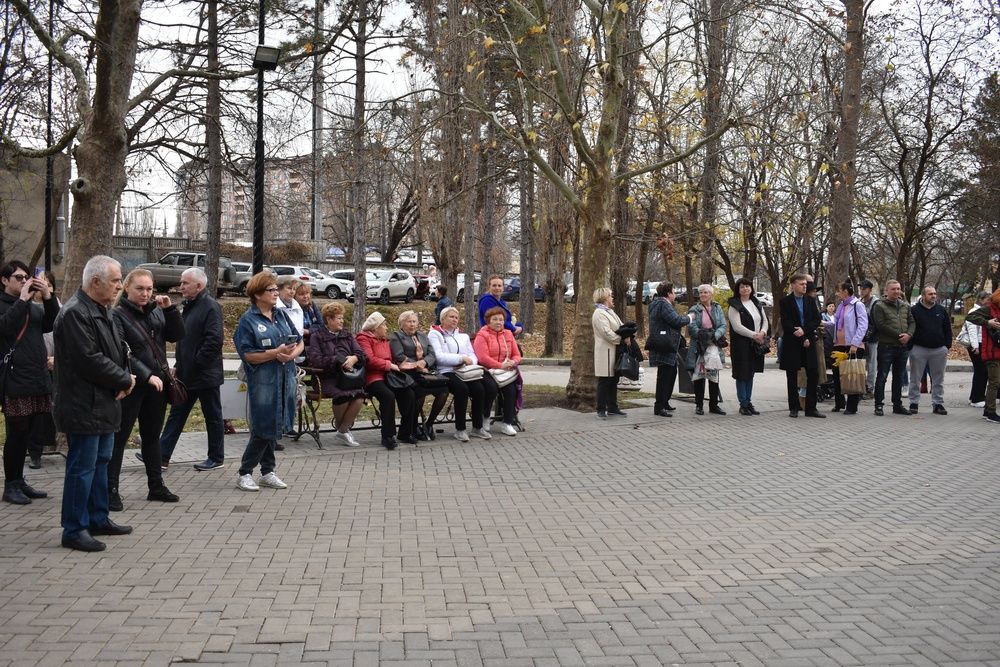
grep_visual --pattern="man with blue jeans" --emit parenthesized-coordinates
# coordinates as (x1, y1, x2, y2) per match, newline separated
(871, 280, 916, 416)
(158, 268, 225, 470)
(54, 256, 136, 552)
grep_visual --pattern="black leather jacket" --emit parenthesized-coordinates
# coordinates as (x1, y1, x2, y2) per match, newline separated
(111, 298, 185, 385)
(175, 290, 224, 389)
(0, 291, 59, 398)
(53, 289, 132, 434)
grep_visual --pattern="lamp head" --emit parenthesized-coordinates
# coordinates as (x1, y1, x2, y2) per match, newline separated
(253, 45, 281, 71)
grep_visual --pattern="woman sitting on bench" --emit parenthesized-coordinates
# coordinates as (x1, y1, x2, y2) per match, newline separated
(306, 301, 366, 447)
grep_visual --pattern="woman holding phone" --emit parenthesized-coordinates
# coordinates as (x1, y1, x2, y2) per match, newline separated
(233, 272, 303, 492)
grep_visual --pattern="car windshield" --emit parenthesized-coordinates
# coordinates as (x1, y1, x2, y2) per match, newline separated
(368, 271, 391, 281)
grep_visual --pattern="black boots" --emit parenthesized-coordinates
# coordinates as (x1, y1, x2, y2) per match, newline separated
(3, 479, 46, 505)
(109, 488, 124, 512)
(147, 484, 179, 503)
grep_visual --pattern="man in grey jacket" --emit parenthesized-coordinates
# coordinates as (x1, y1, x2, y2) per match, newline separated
(54, 256, 136, 552)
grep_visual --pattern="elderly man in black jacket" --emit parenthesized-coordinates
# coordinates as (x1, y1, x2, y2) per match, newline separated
(779, 273, 825, 419)
(158, 267, 226, 471)
(55, 255, 136, 552)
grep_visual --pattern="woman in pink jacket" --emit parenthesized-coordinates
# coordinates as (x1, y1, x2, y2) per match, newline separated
(473, 306, 521, 436)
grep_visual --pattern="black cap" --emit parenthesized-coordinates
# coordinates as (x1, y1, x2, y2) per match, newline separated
(806, 281, 818, 293)
(859, 279, 874, 289)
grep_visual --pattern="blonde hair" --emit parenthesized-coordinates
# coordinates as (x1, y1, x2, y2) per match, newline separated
(592, 287, 612, 304)
(439, 306, 460, 322)
(397, 310, 419, 327)
(118, 268, 153, 305)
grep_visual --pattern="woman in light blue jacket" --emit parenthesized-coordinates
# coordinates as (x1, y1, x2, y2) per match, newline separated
(685, 284, 727, 415)
(233, 272, 302, 492)
(830, 279, 868, 414)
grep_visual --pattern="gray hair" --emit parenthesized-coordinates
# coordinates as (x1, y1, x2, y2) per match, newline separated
(82, 255, 120, 286)
(181, 267, 207, 286)
(697, 284, 714, 295)
(275, 275, 302, 290)
(592, 287, 612, 304)
(397, 310, 419, 327)
(978, 290, 991, 302)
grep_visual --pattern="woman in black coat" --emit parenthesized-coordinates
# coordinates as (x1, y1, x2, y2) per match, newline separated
(727, 277, 769, 416)
(0, 260, 59, 505)
(109, 269, 185, 510)
(647, 282, 689, 416)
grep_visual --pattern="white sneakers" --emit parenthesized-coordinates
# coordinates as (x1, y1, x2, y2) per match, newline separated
(335, 431, 360, 447)
(970, 401, 986, 408)
(453, 430, 470, 442)
(470, 428, 492, 440)
(238, 472, 287, 491)
(259, 472, 288, 489)
(237, 474, 259, 492)
(496, 423, 518, 437)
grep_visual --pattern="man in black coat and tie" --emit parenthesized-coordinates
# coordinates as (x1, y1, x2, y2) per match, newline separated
(779, 273, 826, 418)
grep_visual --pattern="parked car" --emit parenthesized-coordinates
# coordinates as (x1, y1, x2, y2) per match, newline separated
(269, 265, 340, 299)
(501, 277, 546, 302)
(137, 252, 238, 295)
(366, 269, 417, 304)
(325, 269, 356, 299)
(755, 291, 774, 307)
(455, 272, 481, 303)
(564, 284, 576, 303)
(626, 281, 658, 305)
(412, 274, 431, 301)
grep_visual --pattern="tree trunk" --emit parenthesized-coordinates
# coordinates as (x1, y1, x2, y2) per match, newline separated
(204, 0, 222, 295)
(825, 0, 864, 301)
(696, 0, 725, 291)
(517, 159, 536, 333)
(350, 0, 369, 333)
(63, 0, 142, 297)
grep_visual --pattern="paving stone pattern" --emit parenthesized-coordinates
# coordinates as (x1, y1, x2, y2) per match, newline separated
(1, 398, 998, 665)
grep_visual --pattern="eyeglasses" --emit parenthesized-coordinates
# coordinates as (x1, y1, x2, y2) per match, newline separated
(263, 287, 280, 293)
(10, 274, 28, 282)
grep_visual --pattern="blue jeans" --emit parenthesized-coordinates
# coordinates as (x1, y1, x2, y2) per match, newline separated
(159, 386, 224, 464)
(876, 345, 909, 408)
(735, 377, 754, 407)
(61, 432, 114, 539)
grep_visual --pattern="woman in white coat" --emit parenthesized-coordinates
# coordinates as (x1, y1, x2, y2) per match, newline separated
(591, 287, 635, 419)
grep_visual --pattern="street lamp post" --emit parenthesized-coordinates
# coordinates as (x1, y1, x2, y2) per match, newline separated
(251, 4, 281, 274)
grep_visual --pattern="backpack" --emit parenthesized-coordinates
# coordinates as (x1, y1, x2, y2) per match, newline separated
(863, 301, 878, 343)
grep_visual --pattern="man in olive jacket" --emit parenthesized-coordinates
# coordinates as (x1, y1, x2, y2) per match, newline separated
(158, 268, 225, 471)
(870, 279, 916, 416)
(54, 256, 136, 552)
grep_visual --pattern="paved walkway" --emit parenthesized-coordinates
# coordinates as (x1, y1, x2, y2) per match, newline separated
(1, 366, 998, 665)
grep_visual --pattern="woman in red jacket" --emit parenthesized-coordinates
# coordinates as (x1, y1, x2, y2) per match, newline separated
(473, 307, 521, 436)
(966, 288, 1000, 424)
(356, 311, 417, 448)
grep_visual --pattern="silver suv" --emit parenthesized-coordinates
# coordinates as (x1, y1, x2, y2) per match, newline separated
(137, 252, 237, 294)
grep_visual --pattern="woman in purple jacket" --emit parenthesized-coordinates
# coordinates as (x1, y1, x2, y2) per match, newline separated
(831, 279, 869, 414)
(306, 302, 367, 447)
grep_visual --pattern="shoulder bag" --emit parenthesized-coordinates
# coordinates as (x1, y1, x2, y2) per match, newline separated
(0, 313, 30, 406)
(121, 307, 188, 406)
(441, 330, 484, 381)
(385, 369, 415, 390)
(488, 333, 518, 387)
(335, 364, 366, 390)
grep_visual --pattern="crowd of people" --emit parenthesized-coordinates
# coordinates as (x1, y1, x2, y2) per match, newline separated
(597, 275, 1000, 425)
(3, 253, 998, 553)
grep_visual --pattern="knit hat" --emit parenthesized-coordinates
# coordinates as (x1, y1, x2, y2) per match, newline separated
(362, 311, 386, 331)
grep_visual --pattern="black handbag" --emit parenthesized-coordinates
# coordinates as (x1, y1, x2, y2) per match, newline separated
(752, 334, 772, 356)
(385, 370, 415, 390)
(0, 314, 29, 406)
(335, 365, 366, 391)
(413, 370, 450, 388)
(644, 329, 676, 354)
(120, 307, 187, 406)
(614, 344, 641, 381)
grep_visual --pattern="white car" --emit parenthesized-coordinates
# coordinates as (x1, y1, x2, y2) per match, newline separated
(268, 265, 340, 299)
(366, 269, 417, 304)
(325, 269, 356, 300)
(755, 292, 774, 307)
(456, 273, 481, 303)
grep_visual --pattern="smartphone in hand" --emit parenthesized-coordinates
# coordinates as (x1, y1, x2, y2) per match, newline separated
(284, 334, 301, 346)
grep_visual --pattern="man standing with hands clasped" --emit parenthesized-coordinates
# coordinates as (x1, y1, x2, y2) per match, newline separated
(779, 273, 825, 418)
(907, 285, 952, 415)
(54, 256, 136, 552)
(871, 279, 916, 416)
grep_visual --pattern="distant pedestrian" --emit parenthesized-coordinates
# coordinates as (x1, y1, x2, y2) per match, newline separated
(687, 284, 727, 416)
(965, 288, 1000, 423)
(647, 282, 688, 416)
(727, 278, 768, 416)
(870, 279, 915, 416)
(907, 285, 952, 416)
(779, 273, 824, 418)
(478, 275, 522, 336)
(829, 280, 868, 415)
(433, 285, 452, 325)
(54, 256, 135, 552)
(233, 272, 302, 492)
(961, 291, 990, 408)
(0, 260, 58, 505)
(158, 268, 225, 471)
(858, 279, 878, 395)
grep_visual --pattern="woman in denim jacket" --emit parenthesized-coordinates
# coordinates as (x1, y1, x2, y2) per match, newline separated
(233, 272, 303, 493)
